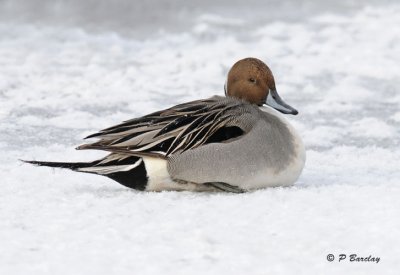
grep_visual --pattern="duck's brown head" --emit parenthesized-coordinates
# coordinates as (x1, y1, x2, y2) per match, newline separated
(225, 57, 298, 115)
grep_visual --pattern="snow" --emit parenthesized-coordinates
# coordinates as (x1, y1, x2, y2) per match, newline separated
(1, 1, 400, 274)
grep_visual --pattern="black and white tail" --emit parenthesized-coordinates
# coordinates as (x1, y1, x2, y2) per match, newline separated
(22, 154, 149, 190)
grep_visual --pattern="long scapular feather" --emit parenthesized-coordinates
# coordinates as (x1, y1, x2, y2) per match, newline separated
(78, 97, 246, 157)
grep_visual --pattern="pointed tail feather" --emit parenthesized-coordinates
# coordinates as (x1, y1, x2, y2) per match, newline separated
(20, 159, 96, 170)
(21, 155, 149, 191)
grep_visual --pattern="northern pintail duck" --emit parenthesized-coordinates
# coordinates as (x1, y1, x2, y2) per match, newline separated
(25, 58, 305, 192)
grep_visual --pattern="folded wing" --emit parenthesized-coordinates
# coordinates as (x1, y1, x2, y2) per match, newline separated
(78, 97, 250, 157)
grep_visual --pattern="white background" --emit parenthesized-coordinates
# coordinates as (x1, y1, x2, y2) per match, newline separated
(1, 1, 399, 274)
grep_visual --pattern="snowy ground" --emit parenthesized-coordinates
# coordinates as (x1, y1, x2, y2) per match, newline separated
(1, 1, 400, 274)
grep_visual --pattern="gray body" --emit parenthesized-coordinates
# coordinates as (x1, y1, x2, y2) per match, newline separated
(165, 97, 304, 190)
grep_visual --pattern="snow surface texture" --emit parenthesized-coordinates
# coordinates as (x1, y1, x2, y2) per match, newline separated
(1, 1, 400, 275)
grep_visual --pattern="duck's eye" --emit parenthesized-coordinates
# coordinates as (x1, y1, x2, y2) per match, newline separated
(249, 78, 256, 83)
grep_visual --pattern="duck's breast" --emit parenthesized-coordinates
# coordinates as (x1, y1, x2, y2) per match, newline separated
(250, 106, 305, 189)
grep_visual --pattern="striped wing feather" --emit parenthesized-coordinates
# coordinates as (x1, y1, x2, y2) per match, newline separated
(78, 98, 247, 158)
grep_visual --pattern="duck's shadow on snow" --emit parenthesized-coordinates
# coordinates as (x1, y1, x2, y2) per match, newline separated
(66, 182, 319, 199)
